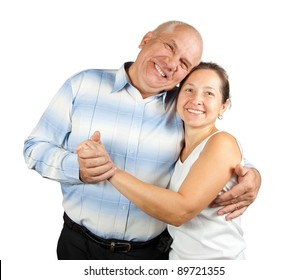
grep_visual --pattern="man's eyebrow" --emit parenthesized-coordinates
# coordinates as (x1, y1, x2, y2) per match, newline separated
(169, 39, 177, 49)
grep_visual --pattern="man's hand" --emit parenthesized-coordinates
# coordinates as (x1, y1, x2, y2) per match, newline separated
(210, 164, 261, 220)
(76, 131, 116, 183)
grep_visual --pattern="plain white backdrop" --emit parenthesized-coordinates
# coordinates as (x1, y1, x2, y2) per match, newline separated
(1, 0, 307, 279)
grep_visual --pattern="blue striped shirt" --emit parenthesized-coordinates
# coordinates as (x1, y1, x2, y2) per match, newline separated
(23, 63, 184, 241)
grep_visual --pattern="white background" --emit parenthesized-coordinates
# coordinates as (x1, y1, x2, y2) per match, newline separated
(1, 0, 307, 279)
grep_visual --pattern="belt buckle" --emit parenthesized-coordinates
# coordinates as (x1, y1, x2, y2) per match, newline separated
(110, 241, 132, 253)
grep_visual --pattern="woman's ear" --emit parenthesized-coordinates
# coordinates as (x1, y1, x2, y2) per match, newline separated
(219, 98, 230, 116)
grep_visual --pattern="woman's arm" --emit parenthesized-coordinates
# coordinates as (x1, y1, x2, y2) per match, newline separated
(109, 132, 242, 226)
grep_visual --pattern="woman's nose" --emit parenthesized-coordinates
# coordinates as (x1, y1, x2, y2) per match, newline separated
(191, 94, 203, 105)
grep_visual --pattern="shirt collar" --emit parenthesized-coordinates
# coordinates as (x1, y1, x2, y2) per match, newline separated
(111, 62, 132, 93)
(111, 62, 177, 110)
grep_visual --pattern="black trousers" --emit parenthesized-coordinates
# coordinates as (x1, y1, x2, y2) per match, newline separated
(57, 215, 171, 260)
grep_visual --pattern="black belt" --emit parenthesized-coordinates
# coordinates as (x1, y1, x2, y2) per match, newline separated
(63, 212, 162, 253)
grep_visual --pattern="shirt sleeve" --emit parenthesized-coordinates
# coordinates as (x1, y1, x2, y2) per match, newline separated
(23, 74, 82, 184)
(242, 157, 255, 169)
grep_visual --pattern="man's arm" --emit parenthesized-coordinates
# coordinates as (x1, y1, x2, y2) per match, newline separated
(209, 164, 261, 220)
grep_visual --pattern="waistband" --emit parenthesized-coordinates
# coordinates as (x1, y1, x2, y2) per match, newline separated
(63, 212, 162, 253)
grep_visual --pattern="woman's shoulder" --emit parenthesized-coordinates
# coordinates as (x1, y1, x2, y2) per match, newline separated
(208, 130, 238, 144)
(204, 130, 242, 156)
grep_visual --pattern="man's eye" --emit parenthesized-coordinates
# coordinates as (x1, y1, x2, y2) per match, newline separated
(181, 61, 189, 70)
(164, 43, 173, 51)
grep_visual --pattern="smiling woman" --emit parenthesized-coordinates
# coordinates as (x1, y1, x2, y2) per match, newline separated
(177, 64, 229, 130)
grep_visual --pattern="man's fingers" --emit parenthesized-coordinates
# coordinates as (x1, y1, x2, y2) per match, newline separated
(211, 192, 251, 207)
(76, 141, 97, 152)
(215, 201, 247, 220)
(211, 184, 245, 206)
(76, 140, 108, 158)
(234, 164, 249, 178)
(210, 166, 261, 221)
(212, 167, 259, 208)
(79, 155, 111, 169)
(77, 146, 104, 159)
(89, 131, 109, 153)
(80, 164, 116, 183)
(90, 131, 101, 144)
(81, 161, 114, 177)
(221, 206, 248, 221)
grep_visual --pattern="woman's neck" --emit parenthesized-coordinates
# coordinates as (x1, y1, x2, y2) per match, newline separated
(181, 125, 218, 162)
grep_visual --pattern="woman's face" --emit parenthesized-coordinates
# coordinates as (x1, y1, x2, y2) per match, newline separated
(176, 69, 227, 129)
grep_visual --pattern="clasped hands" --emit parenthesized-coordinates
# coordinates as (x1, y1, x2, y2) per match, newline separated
(76, 131, 116, 183)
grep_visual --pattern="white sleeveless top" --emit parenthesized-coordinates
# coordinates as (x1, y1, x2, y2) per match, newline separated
(168, 131, 246, 260)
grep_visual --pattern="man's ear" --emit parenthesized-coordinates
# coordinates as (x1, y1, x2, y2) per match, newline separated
(138, 31, 153, 48)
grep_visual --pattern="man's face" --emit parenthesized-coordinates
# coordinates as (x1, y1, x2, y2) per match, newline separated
(131, 26, 203, 98)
